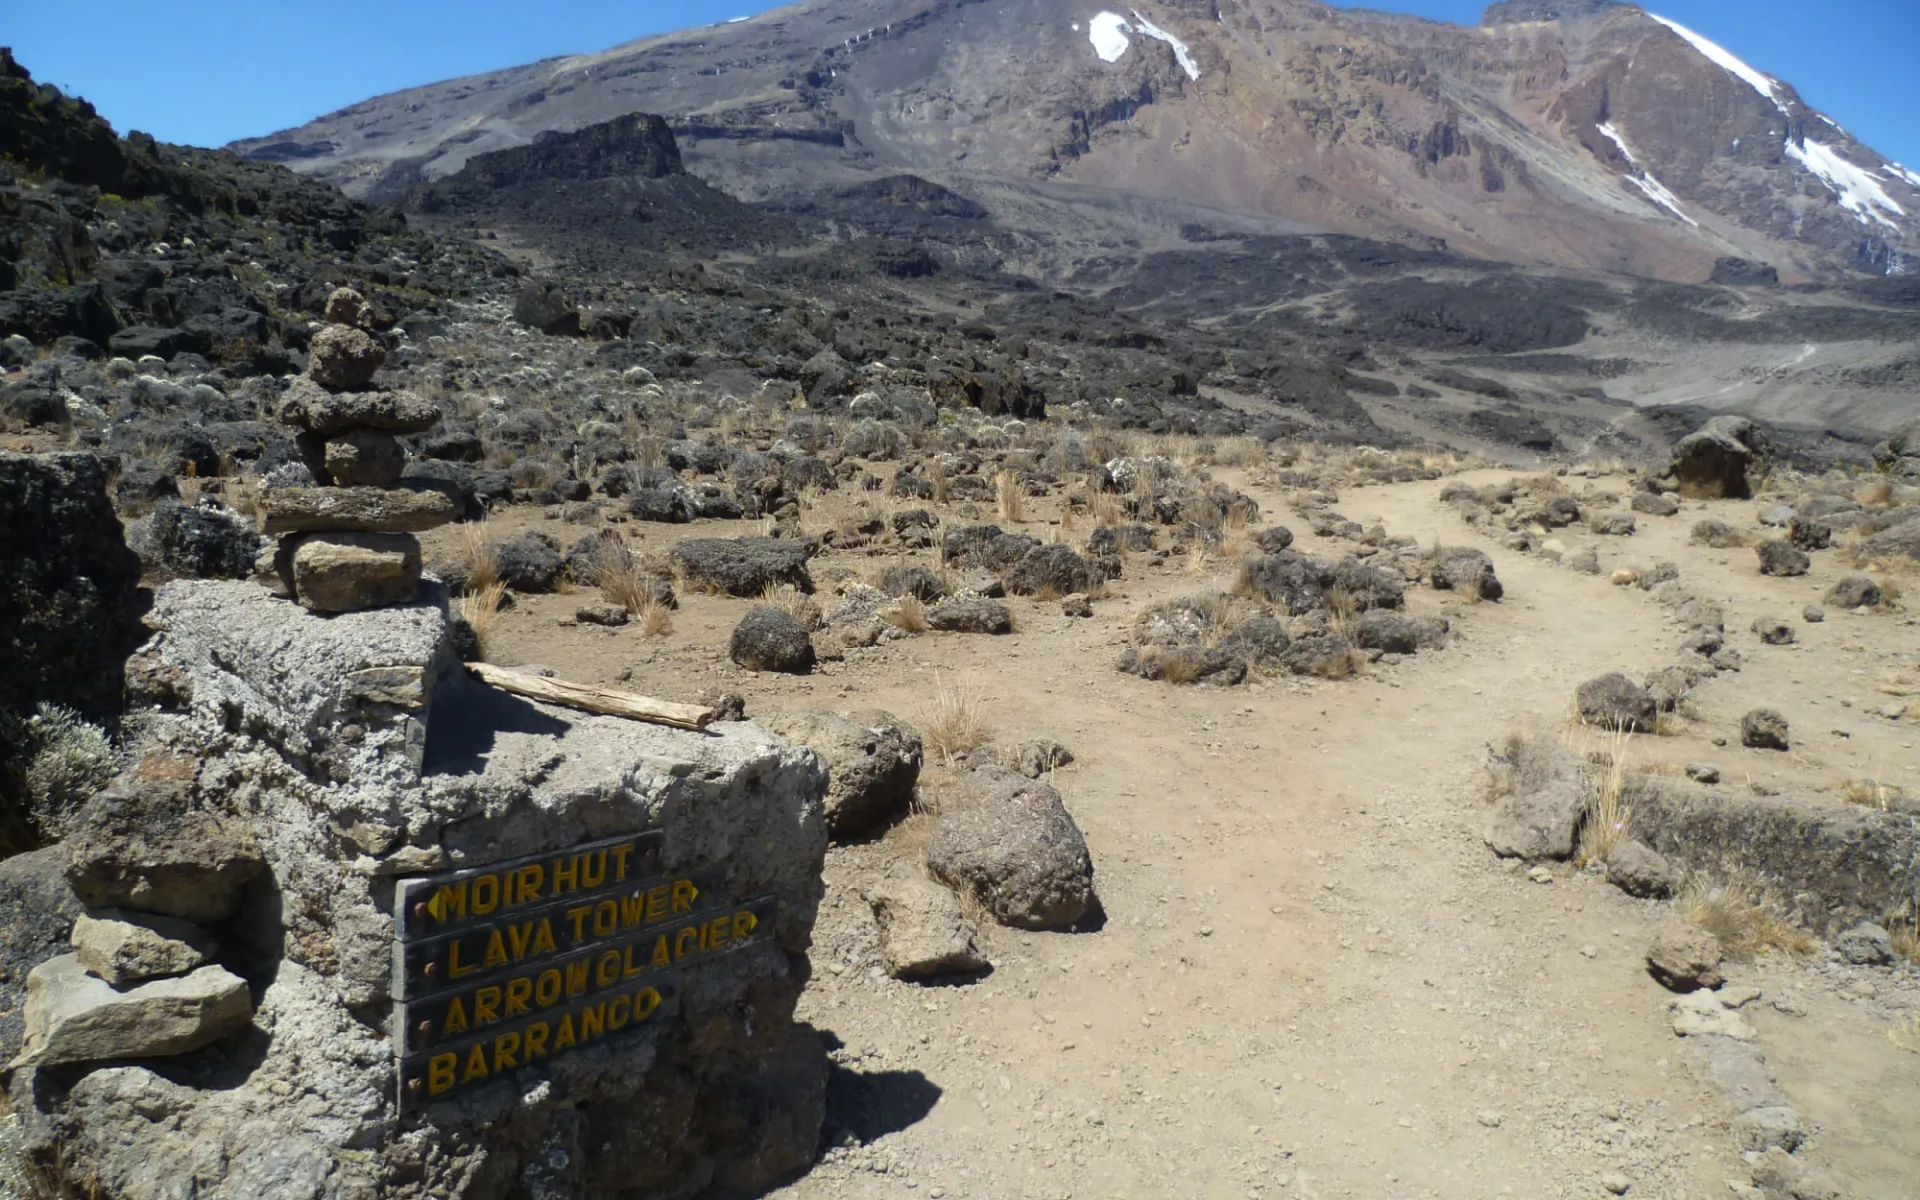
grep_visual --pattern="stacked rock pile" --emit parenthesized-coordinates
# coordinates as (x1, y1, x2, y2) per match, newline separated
(257, 288, 456, 612)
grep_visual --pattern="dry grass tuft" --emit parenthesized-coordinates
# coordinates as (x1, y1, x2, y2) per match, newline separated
(459, 521, 501, 592)
(929, 461, 952, 505)
(760, 583, 823, 631)
(597, 546, 656, 613)
(921, 675, 989, 764)
(1090, 489, 1124, 529)
(996, 470, 1025, 524)
(1323, 585, 1360, 642)
(1576, 728, 1634, 866)
(1891, 1011, 1920, 1054)
(454, 582, 508, 660)
(879, 594, 929, 633)
(1678, 872, 1817, 959)
(1839, 776, 1902, 811)
(1858, 478, 1895, 508)
(639, 598, 674, 637)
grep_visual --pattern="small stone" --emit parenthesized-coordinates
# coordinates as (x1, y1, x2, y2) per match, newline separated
(1061, 592, 1094, 618)
(1605, 840, 1676, 899)
(13, 954, 251, 1067)
(1730, 1106, 1805, 1153)
(71, 910, 216, 986)
(1647, 924, 1724, 992)
(1802, 605, 1825, 623)
(1685, 762, 1721, 784)
(574, 602, 630, 627)
(867, 873, 987, 979)
(1825, 576, 1883, 610)
(289, 532, 423, 613)
(322, 428, 406, 488)
(1610, 569, 1637, 586)
(323, 286, 370, 328)
(1476, 1110, 1503, 1128)
(1836, 921, 1896, 966)
(1600, 1171, 1632, 1194)
(1527, 865, 1554, 884)
(1750, 616, 1795, 645)
(1719, 983, 1763, 1008)
(1740, 708, 1790, 751)
(1755, 540, 1810, 577)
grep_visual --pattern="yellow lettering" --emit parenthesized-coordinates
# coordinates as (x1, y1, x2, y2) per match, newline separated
(535, 968, 562, 1008)
(582, 1002, 606, 1040)
(582, 849, 607, 889)
(428, 1052, 457, 1094)
(567, 906, 591, 943)
(633, 985, 662, 1021)
(429, 881, 467, 922)
(447, 939, 477, 980)
(645, 885, 669, 922)
(463, 1043, 489, 1084)
(515, 865, 543, 905)
(732, 911, 758, 942)
(493, 1031, 520, 1071)
(552, 1014, 576, 1051)
(442, 996, 469, 1035)
(676, 926, 701, 961)
(507, 921, 533, 960)
(531, 919, 556, 956)
(707, 915, 731, 949)
(505, 977, 532, 1017)
(481, 930, 509, 970)
(623, 942, 647, 978)
(609, 994, 633, 1030)
(552, 853, 579, 895)
(593, 899, 618, 937)
(596, 949, 620, 987)
(523, 1021, 550, 1060)
(565, 959, 588, 997)
(470, 873, 499, 916)
(622, 893, 645, 928)
(474, 987, 501, 1025)
(651, 935, 671, 967)
(610, 842, 635, 881)
(671, 878, 699, 914)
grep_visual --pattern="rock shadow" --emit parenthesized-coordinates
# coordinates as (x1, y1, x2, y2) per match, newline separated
(816, 1030, 943, 1147)
(422, 670, 572, 777)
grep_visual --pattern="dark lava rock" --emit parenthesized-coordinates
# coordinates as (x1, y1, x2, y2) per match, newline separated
(495, 531, 564, 592)
(1251, 526, 1295, 553)
(927, 766, 1093, 930)
(63, 780, 267, 923)
(927, 599, 1013, 635)
(1239, 551, 1333, 615)
(881, 564, 946, 603)
(1430, 548, 1503, 600)
(138, 500, 262, 579)
(1755, 540, 1810, 577)
(1740, 708, 1790, 751)
(672, 537, 815, 597)
(1667, 416, 1771, 500)
(1353, 610, 1420, 654)
(513, 280, 583, 336)
(1824, 576, 1883, 609)
(1330, 559, 1405, 611)
(729, 606, 815, 674)
(1279, 635, 1357, 677)
(0, 846, 83, 1060)
(1576, 672, 1656, 732)
(1006, 545, 1102, 597)
(1, 452, 146, 723)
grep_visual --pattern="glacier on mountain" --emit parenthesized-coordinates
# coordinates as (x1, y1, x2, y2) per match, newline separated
(1649, 14, 1786, 113)
(1595, 122, 1698, 226)
(1086, 10, 1201, 80)
(1787, 138, 1907, 229)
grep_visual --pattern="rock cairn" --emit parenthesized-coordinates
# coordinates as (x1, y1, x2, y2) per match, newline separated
(257, 288, 455, 612)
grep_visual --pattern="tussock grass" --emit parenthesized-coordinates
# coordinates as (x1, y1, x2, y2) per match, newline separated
(455, 582, 508, 660)
(1090, 489, 1124, 529)
(597, 546, 656, 613)
(638, 598, 674, 637)
(760, 583, 823, 631)
(879, 594, 929, 633)
(459, 521, 501, 593)
(1575, 728, 1634, 866)
(921, 675, 989, 764)
(1323, 585, 1360, 642)
(1678, 872, 1817, 959)
(996, 470, 1025, 524)
(1858, 478, 1895, 508)
(1839, 776, 1902, 811)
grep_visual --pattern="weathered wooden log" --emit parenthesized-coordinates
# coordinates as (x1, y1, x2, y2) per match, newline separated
(464, 663, 717, 730)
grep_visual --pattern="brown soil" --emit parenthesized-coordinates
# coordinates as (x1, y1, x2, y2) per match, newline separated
(431, 466, 1920, 1200)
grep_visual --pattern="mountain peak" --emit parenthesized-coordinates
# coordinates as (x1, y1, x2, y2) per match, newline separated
(1480, 0, 1622, 27)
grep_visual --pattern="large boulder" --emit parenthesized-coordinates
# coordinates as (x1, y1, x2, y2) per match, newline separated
(672, 537, 815, 596)
(1429, 548, 1503, 600)
(0, 847, 83, 1061)
(1005, 545, 1103, 597)
(494, 531, 564, 592)
(132, 499, 261, 579)
(927, 766, 1094, 930)
(1857, 515, 1920, 563)
(730, 606, 816, 674)
(1484, 734, 1590, 861)
(763, 710, 922, 839)
(1872, 418, 1920, 481)
(1666, 416, 1772, 500)
(1238, 551, 1332, 614)
(0, 452, 146, 724)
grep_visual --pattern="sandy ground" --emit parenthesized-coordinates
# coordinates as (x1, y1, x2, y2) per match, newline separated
(450, 466, 1920, 1200)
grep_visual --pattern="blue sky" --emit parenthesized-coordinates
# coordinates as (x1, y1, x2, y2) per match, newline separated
(9, 0, 1917, 169)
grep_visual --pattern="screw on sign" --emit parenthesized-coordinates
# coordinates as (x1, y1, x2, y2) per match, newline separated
(391, 831, 777, 1109)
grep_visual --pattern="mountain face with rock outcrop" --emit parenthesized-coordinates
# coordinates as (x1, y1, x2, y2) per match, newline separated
(231, 0, 1919, 282)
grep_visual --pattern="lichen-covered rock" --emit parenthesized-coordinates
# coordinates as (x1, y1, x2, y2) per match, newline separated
(276, 378, 441, 436)
(0, 452, 146, 724)
(304, 323, 385, 391)
(1824, 576, 1883, 610)
(927, 598, 1014, 634)
(1755, 540, 1809, 577)
(672, 536, 815, 596)
(764, 709, 922, 838)
(1005, 544, 1102, 597)
(928, 766, 1094, 930)
(131, 499, 262, 580)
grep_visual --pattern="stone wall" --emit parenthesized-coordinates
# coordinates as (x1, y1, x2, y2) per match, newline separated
(8, 580, 830, 1199)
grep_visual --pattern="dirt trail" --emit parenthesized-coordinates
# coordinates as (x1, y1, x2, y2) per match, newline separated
(471, 468, 1920, 1200)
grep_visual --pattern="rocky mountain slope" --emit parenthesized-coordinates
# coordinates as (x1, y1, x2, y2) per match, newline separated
(232, 0, 1920, 283)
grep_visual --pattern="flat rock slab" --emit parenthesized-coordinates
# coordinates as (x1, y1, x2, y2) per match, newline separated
(259, 486, 457, 535)
(64, 782, 266, 924)
(277, 379, 441, 436)
(1669, 990, 1754, 1040)
(14, 954, 251, 1067)
(867, 873, 986, 979)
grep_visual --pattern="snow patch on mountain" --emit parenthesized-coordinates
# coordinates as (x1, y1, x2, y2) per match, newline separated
(1090, 12, 1132, 63)
(1087, 10, 1201, 80)
(1786, 138, 1907, 229)
(1595, 122, 1698, 226)
(1648, 15, 1786, 113)
(1887, 164, 1920, 191)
